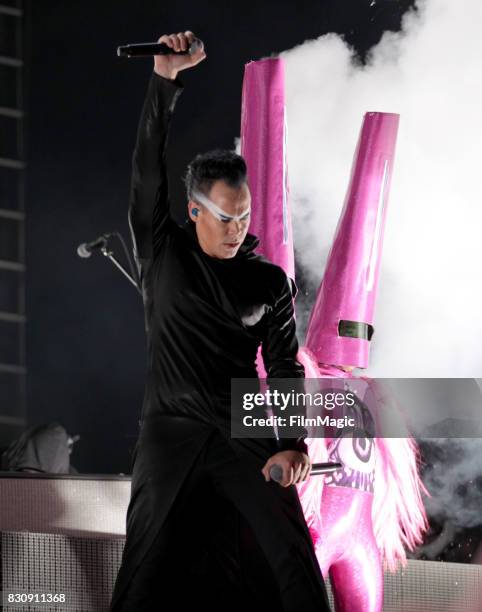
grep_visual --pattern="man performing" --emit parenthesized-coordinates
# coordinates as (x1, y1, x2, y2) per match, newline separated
(110, 30, 330, 611)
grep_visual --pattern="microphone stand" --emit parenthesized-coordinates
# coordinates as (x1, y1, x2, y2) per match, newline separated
(100, 244, 141, 294)
(80, 231, 142, 295)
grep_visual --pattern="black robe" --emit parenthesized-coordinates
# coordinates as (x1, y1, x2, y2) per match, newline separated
(110, 72, 329, 611)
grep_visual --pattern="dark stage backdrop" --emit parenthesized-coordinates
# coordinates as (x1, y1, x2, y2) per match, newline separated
(25, 0, 414, 474)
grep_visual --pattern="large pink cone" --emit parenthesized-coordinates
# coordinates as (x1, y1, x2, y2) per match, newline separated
(240, 58, 295, 378)
(305, 112, 400, 369)
(240, 58, 295, 280)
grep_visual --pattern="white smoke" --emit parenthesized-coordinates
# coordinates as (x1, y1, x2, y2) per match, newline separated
(281, 0, 482, 377)
(422, 438, 482, 529)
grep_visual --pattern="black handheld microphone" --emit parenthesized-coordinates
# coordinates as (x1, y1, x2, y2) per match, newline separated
(269, 462, 342, 484)
(77, 234, 110, 258)
(117, 38, 203, 58)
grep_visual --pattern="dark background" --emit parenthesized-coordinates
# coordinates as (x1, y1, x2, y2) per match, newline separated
(25, 0, 415, 475)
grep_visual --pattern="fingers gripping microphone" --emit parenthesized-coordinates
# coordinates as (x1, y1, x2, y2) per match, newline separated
(117, 38, 203, 58)
(77, 234, 110, 258)
(269, 462, 342, 484)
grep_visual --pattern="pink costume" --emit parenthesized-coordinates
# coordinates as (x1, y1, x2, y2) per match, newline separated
(297, 353, 427, 612)
(299, 112, 427, 612)
(240, 59, 427, 612)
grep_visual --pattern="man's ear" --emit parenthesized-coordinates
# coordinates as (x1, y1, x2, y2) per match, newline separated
(187, 200, 199, 222)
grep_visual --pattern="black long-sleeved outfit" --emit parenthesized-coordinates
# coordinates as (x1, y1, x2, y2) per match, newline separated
(110, 73, 330, 611)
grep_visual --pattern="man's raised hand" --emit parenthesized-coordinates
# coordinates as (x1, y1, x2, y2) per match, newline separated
(154, 31, 206, 80)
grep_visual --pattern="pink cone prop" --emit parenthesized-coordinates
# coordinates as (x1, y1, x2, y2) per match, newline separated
(240, 58, 295, 280)
(305, 112, 400, 369)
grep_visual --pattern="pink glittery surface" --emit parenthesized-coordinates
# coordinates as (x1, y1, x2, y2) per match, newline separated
(305, 112, 399, 369)
(240, 58, 295, 280)
(317, 486, 383, 612)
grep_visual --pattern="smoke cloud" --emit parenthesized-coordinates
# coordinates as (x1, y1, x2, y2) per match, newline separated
(281, 0, 482, 377)
(422, 438, 482, 529)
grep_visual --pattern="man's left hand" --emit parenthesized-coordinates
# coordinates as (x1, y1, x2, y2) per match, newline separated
(261, 450, 311, 487)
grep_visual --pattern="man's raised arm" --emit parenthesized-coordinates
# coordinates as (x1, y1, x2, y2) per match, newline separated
(128, 31, 206, 262)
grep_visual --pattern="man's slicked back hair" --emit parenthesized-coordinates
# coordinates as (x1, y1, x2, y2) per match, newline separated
(183, 149, 248, 201)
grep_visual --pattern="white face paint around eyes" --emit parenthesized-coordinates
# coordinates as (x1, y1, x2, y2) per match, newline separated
(192, 190, 251, 223)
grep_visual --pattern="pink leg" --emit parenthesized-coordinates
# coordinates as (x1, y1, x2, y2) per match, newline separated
(329, 537, 383, 612)
(311, 487, 383, 612)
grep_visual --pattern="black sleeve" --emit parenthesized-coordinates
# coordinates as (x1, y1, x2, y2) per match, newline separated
(128, 72, 184, 264)
(261, 275, 308, 455)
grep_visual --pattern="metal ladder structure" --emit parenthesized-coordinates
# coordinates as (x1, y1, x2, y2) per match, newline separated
(0, 0, 27, 448)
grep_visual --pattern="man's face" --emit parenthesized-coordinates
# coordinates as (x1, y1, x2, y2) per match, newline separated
(188, 179, 251, 259)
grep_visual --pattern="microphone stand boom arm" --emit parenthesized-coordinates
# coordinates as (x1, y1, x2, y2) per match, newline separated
(101, 246, 141, 294)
